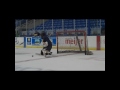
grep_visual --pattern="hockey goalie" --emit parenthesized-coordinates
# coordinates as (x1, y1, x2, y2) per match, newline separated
(40, 31, 52, 56)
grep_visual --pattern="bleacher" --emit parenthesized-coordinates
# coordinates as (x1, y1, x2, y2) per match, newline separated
(15, 19, 26, 27)
(15, 19, 105, 36)
(31, 19, 105, 31)
(34, 19, 62, 30)
(15, 19, 105, 30)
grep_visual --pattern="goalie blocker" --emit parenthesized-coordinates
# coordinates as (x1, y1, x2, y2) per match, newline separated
(40, 31, 52, 55)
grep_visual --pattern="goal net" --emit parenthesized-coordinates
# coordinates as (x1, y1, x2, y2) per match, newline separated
(56, 30, 93, 55)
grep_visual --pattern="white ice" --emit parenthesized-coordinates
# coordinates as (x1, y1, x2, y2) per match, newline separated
(15, 48, 105, 71)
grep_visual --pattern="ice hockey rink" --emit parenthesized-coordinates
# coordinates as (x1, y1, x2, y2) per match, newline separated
(15, 48, 105, 71)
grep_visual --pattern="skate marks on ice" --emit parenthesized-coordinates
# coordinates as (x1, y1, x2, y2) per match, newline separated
(15, 65, 42, 71)
(15, 65, 56, 71)
(77, 51, 105, 61)
(15, 53, 30, 55)
(35, 52, 82, 58)
(78, 57, 105, 61)
(15, 53, 81, 63)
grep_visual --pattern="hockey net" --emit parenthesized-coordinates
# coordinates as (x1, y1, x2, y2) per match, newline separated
(56, 30, 93, 55)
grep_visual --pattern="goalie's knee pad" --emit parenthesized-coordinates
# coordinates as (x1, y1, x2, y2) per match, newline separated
(43, 47, 47, 49)
(45, 52, 52, 55)
(43, 42, 48, 47)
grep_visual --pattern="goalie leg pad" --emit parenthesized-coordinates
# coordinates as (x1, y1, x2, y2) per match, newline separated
(41, 50, 52, 55)
(43, 42, 48, 47)
(41, 48, 47, 55)
(41, 45, 52, 55)
(46, 45, 52, 52)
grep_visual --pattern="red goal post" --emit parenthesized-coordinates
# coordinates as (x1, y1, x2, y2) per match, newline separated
(56, 30, 93, 55)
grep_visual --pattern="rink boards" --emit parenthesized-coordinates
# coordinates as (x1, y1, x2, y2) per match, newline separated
(15, 36, 105, 50)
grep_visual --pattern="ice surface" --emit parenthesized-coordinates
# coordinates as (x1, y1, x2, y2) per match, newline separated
(15, 48, 105, 71)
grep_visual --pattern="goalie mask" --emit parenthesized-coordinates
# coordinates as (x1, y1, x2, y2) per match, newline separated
(41, 31, 46, 38)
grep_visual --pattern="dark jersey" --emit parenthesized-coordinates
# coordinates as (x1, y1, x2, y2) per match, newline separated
(42, 36, 52, 46)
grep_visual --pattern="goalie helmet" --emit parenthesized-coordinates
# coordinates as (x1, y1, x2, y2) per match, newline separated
(41, 31, 46, 36)
(41, 31, 46, 38)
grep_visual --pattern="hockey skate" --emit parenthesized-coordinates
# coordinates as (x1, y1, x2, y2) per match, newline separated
(40, 49, 52, 57)
(44, 51, 52, 57)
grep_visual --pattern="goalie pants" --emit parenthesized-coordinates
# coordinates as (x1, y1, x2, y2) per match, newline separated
(44, 44, 52, 51)
(41, 44, 52, 55)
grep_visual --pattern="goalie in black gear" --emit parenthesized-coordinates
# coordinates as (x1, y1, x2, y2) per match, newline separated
(40, 31, 52, 55)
